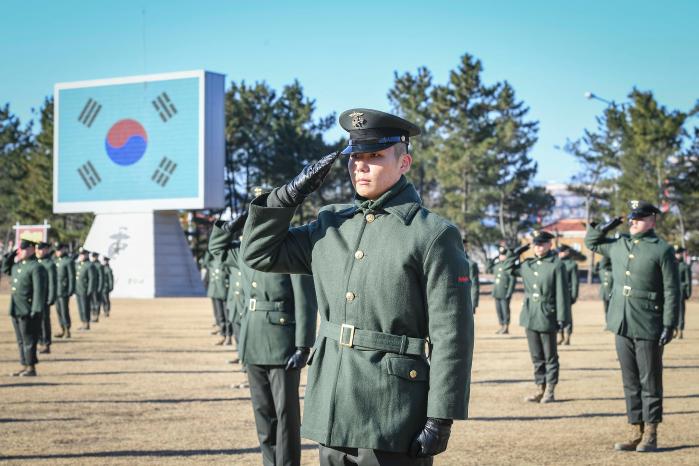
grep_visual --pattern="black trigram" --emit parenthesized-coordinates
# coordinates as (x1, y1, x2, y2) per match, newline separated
(77, 161, 102, 189)
(77, 98, 102, 127)
(151, 157, 177, 187)
(152, 92, 177, 122)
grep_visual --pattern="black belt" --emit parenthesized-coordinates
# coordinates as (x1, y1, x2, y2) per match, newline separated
(318, 320, 426, 356)
(248, 298, 285, 311)
(621, 286, 657, 300)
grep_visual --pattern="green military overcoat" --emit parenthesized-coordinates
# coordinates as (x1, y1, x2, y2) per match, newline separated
(596, 256, 614, 300)
(503, 252, 570, 332)
(465, 254, 479, 310)
(37, 257, 57, 306)
(560, 257, 579, 304)
(205, 255, 228, 300)
(209, 224, 317, 365)
(222, 242, 244, 325)
(2, 255, 48, 317)
(92, 261, 104, 294)
(75, 260, 97, 296)
(54, 256, 75, 297)
(241, 176, 474, 453)
(103, 266, 114, 293)
(584, 226, 679, 339)
(678, 261, 692, 301)
(488, 257, 515, 300)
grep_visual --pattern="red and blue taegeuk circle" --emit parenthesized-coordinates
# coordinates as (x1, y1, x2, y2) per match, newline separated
(105, 119, 148, 166)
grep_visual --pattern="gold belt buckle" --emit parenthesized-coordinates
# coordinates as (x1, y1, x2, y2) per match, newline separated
(532, 293, 540, 302)
(623, 286, 631, 297)
(249, 298, 257, 311)
(339, 324, 355, 347)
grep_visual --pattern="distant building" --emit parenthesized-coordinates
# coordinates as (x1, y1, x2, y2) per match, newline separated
(543, 183, 586, 224)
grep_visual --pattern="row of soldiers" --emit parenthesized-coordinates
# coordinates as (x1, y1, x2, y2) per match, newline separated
(2, 240, 113, 377)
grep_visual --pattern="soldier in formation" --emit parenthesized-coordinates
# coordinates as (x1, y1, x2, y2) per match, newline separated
(36, 242, 57, 354)
(488, 245, 515, 334)
(2, 239, 48, 377)
(503, 231, 570, 404)
(556, 244, 579, 345)
(674, 245, 692, 339)
(596, 255, 613, 324)
(239, 109, 474, 465)
(101, 257, 114, 317)
(205, 251, 231, 345)
(585, 200, 679, 452)
(75, 249, 97, 331)
(90, 252, 104, 322)
(53, 243, 75, 338)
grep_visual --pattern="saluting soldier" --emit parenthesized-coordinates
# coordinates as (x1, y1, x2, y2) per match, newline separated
(75, 249, 97, 331)
(206, 251, 230, 345)
(585, 200, 680, 452)
(2, 239, 48, 377)
(556, 244, 579, 345)
(53, 243, 76, 338)
(36, 242, 57, 354)
(90, 252, 104, 322)
(240, 109, 474, 465)
(210, 210, 318, 466)
(503, 231, 570, 404)
(101, 257, 114, 317)
(596, 255, 614, 323)
(487, 245, 516, 334)
(674, 246, 692, 339)
(222, 227, 245, 360)
(462, 239, 480, 314)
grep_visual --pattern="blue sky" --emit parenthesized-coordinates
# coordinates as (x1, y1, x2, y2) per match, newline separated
(2, 0, 698, 183)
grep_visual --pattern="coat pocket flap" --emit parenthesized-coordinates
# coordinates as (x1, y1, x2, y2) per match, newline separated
(266, 311, 295, 326)
(386, 357, 429, 382)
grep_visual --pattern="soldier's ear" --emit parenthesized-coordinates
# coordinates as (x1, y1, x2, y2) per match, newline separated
(399, 153, 412, 174)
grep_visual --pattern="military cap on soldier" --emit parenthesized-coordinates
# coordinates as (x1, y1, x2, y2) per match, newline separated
(53, 242, 66, 250)
(532, 230, 555, 245)
(339, 108, 420, 155)
(557, 244, 571, 253)
(79, 247, 90, 255)
(627, 200, 662, 220)
(19, 239, 38, 249)
(36, 241, 50, 250)
(498, 245, 508, 255)
(674, 245, 686, 254)
(91, 252, 100, 258)
(251, 186, 272, 198)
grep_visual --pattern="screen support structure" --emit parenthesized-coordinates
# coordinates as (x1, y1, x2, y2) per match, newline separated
(83, 211, 204, 298)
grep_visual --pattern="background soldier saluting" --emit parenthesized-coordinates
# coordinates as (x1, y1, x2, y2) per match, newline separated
(596, 255, 614, 325)
(75, 248, 97, 331)
(53, 243, 76, 338)
(503, 231, 570, 404)
(205, 251, 230, 345)
(487, 245, 515, 334)
(2, 239, 48, 377)
(36, 242, 57, 354)
(556, 244, 579, 345)
(241, 109, 474, 466)
(585, 200, 680, 453)
(674, 245, 692, 339)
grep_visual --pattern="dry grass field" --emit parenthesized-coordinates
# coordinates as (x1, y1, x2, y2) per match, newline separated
(0, 291, 697, 465)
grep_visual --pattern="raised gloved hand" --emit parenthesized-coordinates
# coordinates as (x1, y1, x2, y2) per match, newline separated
(276, 151, 341, 207)
(513, 244, 530, 256)
(599, 217, 623, 234)
(409, 417, 453, 458)
(658, 327, 673, 346)
(285, 347, 310, 371)
(216, 210, 248, 233)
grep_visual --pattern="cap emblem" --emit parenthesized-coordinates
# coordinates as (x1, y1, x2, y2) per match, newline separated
(349, 112, 366, 129)
(630, 200, 639, 209)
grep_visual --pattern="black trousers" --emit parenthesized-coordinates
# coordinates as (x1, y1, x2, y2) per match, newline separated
(678, 299, 686, 330)
(76, 293, 91, 323)
(12, 315, 41, 366)
(55, 296, 71, 328)
(319, 445, 433, 466)
(247, 364, 301, 466)
(495, 298, 511, 325)
(525, 329, 559, 386)
(211, 298, 225, 327)
(102, 291, 111, 314)
(615, 335, 664, 424)
(91, 292, 102, 317)
(39, 304, 52, 346)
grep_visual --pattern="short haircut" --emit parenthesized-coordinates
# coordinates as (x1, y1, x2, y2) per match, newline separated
(393, 143, 408, 158)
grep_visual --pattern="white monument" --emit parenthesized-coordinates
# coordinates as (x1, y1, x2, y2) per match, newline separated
(53, 70, 225, 297)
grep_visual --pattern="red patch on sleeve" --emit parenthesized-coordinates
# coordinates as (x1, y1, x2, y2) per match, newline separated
(458, 276, 470, 283)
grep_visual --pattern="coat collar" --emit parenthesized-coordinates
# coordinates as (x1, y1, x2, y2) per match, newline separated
(339, 176, 422, 225)
(630, 229, 659, 243)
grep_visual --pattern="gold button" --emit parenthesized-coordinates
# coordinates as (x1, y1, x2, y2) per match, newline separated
(17, 269, 21, 273)
(345, 292, 355, 302)
(252, 282, 257, 288)
(13, 278, 17, 282)
(634, 240, 639, 244)
(629, 254, 635, 259)
(537, 261, 542, 265)
(654, 305, 659, 310)
(498, 267, 502, 272)
(365, 214, 375, 223)
(238, 271, 242, 276)
(495, 279, 500, 284)
(236, 282, 240, 286)
(280, 318, 286, 324)
(12, 287, 16, 291)
(533, 284, 538, 288)
(235, 291, 240, 295)
(534, 271, 539, 276)
(604, 281, 608, 285)
(354, 250, 364, 260)
(409, 370, 417, 379)
(625, 271, 631, 276)
(215, 269, 219, 273)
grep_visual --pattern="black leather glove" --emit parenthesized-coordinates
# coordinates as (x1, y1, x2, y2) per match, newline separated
(513, 244, 530, 256)
(216, 210, 248, 233)
(659, 327, 673, 346)
(409, 417, 453, 458)
(275, 151, 341, 207)
(599, 217, 623, 234)
(285, 347, 310, 371)
(557, 321, 565, 331)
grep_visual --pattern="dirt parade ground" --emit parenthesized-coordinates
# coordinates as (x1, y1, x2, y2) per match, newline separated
(0, 291, 697, 465)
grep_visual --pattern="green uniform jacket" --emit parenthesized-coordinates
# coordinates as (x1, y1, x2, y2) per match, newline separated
(92, 261, 105, 293)
(678, 261, 692, 301)
(209, 224, 317, 365)
(103, 266, 114, 292)
(561, 257, 579, 304)
(488, 258, 515, 300)
(2, 254, 48, 317)
(596, 256, 613, 301)
(37, 258, 57, 306)
(241, 176, 474, 453)
(75, 260, 98, 296)
(54, 256, 76, 297)
(503, 252, 570, 332)
(206, 255, 228, 300)
(223, 243, 244, 324)
(584, 226, 679, 339)
(465, 254, 480, 310)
